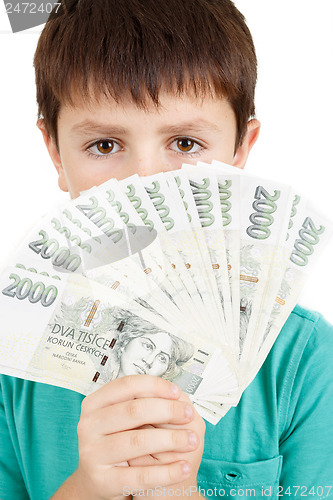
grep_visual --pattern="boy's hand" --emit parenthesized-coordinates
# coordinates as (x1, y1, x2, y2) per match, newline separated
(128, 390, 205, 498)
(73, 375, 205, 500)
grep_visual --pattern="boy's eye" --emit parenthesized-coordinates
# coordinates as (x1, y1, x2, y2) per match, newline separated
(170, 137, 203, 155)
(177, 138, 195, 152)
(87, 139, 121, 156)
(97, 140, 114, 154)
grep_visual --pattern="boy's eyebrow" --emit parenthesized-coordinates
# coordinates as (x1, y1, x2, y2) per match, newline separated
(70, 120, 127, 136)
(158, 120, 221, 134)
(70, 119, 220, 136)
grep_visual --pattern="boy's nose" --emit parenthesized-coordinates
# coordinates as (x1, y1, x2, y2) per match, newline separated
(132, 160, 164, 177)
(126, 150, 171, 177)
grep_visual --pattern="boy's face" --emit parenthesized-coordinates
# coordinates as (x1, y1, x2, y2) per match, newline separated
(39, 92, 260, 198)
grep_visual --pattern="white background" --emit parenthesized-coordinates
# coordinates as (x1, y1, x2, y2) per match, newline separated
(0, 1, 333, 321)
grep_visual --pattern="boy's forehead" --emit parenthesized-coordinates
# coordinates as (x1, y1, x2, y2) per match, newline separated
(64, 76, 219, 110)
(62, 86, 215, 112)
(58, 90, 236, 131)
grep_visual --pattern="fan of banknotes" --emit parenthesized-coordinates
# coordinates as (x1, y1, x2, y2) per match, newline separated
(0, 160, 331, 424)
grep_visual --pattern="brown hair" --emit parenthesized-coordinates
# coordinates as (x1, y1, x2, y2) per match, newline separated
(34, 0, 257, 152)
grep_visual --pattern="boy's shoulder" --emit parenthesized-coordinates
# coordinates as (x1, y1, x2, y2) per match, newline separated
(269, 303, 333, 411)
(257, 303, 333, 415)
(290, 302, 332, 327)
(275, 303, 333, 356)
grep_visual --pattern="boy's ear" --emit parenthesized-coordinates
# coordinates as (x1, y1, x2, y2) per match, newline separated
(36, 119, 69, 192)
(232, 119, 260, 169)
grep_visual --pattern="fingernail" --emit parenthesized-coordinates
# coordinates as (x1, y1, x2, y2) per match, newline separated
(182, 462, 191, 475)
(171, 383, 180, 396)
(185, 405, 193, 419)
(188, 431, 198, 447)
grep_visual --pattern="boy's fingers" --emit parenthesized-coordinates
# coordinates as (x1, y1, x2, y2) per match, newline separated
(89, 428, 199, 464)
(108, 461, 191, 494)
(128, 450, 189, 467)
(87, 398, 194, 435)
(82, 375, 180, 411)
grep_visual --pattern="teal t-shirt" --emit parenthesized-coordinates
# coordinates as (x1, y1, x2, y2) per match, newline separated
(1, 305, 333, 499)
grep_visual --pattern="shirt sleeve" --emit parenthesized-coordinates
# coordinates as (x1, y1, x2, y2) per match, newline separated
(0, 379, 29, 499)
(278, 314, 333, 498)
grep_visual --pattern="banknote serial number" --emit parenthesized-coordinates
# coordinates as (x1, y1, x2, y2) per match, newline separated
(5, 3, 61, 14)
(276, 485, 332, 496)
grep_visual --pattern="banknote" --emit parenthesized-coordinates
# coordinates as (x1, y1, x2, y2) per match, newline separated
(141, 172, 224, 342)
(245, 202, 333, 386)
(207, 164, 242, 354)
(182, 164, 234, 348)
(118, 174, 215, 337)
(237, 175, 293, 368)
(0, 160, 331, 425)
(0, 266, 239, 407)
(62, 187, 206, 335)
(165, 169, 229, 346)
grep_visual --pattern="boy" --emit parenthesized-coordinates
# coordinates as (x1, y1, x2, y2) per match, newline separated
(1, 0, 333, 498)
